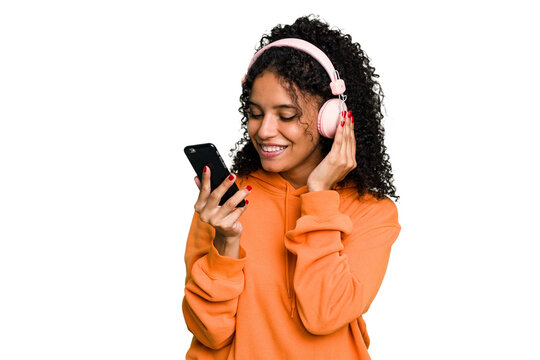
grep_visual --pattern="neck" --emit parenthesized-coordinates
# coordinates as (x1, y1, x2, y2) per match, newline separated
(278, 172, 306, 189)
(276, 147, 323, 190)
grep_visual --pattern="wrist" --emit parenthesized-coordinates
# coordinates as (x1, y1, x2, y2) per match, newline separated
(307, 182, 331, 192)
(213, 234, 241, 258)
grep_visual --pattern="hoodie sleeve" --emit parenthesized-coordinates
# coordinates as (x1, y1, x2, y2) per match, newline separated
(284, 190, 401, 336)
(182, 211, 247, 349)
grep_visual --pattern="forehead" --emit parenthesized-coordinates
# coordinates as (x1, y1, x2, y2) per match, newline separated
(248, 71, 321, 117)
(249, 72, 293, 105)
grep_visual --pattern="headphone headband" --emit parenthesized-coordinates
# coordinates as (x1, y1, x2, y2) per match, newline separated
(242, 38, 346, 96)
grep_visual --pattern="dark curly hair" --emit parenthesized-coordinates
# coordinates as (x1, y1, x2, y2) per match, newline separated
(229, 14, 399, 202)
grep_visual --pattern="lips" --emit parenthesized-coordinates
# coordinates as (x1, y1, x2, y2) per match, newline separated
(258, 143, 288, 158)
(260, 145, 287, 152)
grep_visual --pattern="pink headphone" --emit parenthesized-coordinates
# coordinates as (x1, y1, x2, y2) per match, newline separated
(242, 38, 348, 138)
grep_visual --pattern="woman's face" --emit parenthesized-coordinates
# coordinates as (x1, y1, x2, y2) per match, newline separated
(247, 71, 323, 186)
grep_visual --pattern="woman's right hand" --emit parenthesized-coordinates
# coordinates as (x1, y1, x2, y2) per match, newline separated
(193, 166, 251, 242)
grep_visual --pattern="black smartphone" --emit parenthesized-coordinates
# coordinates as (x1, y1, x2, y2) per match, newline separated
(184, 143, 245, 207)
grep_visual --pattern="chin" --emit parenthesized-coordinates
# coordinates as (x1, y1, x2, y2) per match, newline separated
(260, 161, 283, 173)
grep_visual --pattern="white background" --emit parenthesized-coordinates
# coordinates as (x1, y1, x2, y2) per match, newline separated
(1, 0, 539, 359)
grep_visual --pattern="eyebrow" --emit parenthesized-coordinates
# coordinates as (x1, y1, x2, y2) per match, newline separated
(248, 100, 297, 110)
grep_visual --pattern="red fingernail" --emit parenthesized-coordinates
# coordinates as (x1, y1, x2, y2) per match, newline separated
(348, 110, 352, 118)
(351, 116, 354, 124)
(245, 199, 249, 205)
(203, 166, 207, 173)
(341, 120, 345, 127)
(228, 174, 235, 181)
(341, 111, 346, 117)
(246, 185, 252, 191)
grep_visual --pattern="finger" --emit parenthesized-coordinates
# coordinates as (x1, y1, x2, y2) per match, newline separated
(345, 112, 357, 170)
(223, 203, 248, 228)
(195, 165, 211, 208)
(217, 185, 252, 218)
(332, 110, 346, 151)
(213, 204, 248, 237)
(350, 114, 357, 167)
(194, 176, 201, 190)
(206, 173, 237, 209)
(201, 165, 211, 191)
(350, 114, 356, 146)
(340, 111, 352, 158)
(338, 111, 350, 171)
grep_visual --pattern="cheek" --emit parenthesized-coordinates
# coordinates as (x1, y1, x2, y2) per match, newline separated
(307, 120, 320, 140)
(300, 118, 321, 145)
(247, 121, 256, 138)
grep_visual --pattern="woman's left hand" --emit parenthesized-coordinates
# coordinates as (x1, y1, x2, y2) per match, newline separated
(307, 110, 357, 192)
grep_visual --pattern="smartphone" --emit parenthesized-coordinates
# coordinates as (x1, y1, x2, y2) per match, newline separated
(184, 143, 245, 207)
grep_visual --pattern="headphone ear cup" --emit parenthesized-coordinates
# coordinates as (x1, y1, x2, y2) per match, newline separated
(317, 98, 347, 138)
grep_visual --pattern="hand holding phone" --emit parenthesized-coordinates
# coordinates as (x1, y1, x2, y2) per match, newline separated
(184, 143, 251, 241)
(184, 143, 245, 207)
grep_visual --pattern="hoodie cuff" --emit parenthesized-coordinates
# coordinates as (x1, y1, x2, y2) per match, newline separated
(206, 240, 247, 280)
(300, 190, 341, 217)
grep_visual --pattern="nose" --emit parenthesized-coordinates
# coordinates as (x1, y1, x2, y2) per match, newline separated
(256, 114, 279, 139)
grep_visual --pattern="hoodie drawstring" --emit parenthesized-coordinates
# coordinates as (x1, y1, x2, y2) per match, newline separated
(285, 186, 289, 297)
(284, 186, 296, 318)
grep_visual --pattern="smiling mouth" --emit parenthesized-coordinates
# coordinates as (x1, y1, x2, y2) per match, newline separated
(259, 144, 288, 152)
(258, 144, 288, 158)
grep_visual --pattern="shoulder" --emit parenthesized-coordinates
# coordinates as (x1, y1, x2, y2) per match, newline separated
(339, 191, 401, 249)
(339, 190, 399, 226)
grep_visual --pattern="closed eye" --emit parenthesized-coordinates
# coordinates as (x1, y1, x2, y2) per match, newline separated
(280, 115, 296, 121)
(248, 113, 297, 121)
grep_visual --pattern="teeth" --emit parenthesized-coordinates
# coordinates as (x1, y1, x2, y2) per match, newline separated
(261, 145, 286, 152)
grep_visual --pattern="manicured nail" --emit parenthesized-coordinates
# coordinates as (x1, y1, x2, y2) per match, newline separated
(246, 185, 252, 191)
(341, 120, 345, 127)
(203, 166, 207, 173)
(351, 116, 354, 124)
(228, 174, 235, 181)
(341, 111, 346, 117)
(245, 199, 249, 205)
(348, 110, 352, 118)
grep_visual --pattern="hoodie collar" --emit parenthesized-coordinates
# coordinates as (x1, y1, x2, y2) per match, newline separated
(248, 169, 309, 197)
(248, 168, 357, 196)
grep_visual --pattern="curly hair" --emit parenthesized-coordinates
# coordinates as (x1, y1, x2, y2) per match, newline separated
(229, 14, 399, 202)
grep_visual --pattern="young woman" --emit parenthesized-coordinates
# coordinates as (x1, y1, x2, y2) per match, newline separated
(182, 15, 401, 359)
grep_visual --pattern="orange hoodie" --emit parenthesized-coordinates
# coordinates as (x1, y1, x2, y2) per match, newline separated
(182, 169, 401, 359)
